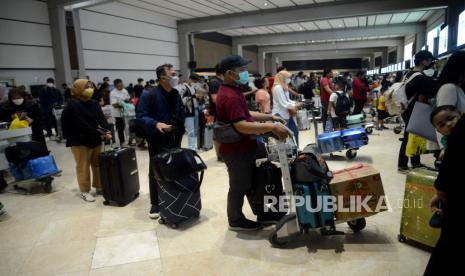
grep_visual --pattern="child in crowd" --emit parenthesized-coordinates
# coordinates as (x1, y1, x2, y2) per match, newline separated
(430, 105, 462, 149)
(376, 87, 389, 130)
(327, 78, 350, 130)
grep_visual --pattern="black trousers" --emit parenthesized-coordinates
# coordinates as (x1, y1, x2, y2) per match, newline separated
(397, 114, 420, 167)
(43, 111, 57, 136)
(114, 117, 125, 144)
(222, 150, 256, 223)
(147, 132, 183, 210)
(353, 99, 366, 115)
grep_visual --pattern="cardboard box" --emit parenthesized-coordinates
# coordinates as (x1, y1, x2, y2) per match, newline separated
(330, 164, 387, 222)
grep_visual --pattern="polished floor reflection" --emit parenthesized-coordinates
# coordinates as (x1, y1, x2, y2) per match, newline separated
(0, 124, 432, 276)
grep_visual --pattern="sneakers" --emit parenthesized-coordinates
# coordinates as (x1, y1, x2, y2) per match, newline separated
(398, 166, 410, 174)
(229, 218, 263, 231)
(149, 205, 159, 219)
(81, 192, 96, 202)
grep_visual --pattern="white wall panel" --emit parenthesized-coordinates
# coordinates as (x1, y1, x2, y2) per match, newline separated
(0, 19, 52, 46)
(0, 45, 54, 68)
(81, 30, 178, 57)
(85, 70, 157, 86)
(0, 0, 49, 24)
(79, 10, 178, 43)
(84, 50, 179, 70)
(0, 70, 55, 87)
(85, 2, 177, 28)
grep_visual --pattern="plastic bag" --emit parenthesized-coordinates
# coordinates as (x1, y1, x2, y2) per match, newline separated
(406, 133, 427, 157)
(9, 114, 29, 130)
(324, 118, 333, 133)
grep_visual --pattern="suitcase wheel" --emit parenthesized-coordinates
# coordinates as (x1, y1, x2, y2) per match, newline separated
(103, 201, 110, 206)
(398, 234, 407, 243)
(269, 233, 288, 248)
(365, 127, 373, 135)
(346, 149, 357, 159)
(347, 218, 366, 232)
(393, 126, 402, 134)
(134, 192, 140, 198)
(158, 218, 166, 224)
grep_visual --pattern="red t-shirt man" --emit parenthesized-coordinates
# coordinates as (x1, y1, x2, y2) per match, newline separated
(352, 76, 371, 101)
(216, 84, 257, 156)
(319, 76, 334, 104)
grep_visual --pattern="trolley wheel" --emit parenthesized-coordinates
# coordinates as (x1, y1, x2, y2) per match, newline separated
(170, 223, 178, 229)
(394, 126, 402, 134)
(347, 218, 366, 232)
(158, 218, 166, 224)
(346, 149, 357, 159)
(398, 234, 407, 243)
(42, 178, 53, 193)
(365, 127, 373, 135)
(370, 109, 376, 117)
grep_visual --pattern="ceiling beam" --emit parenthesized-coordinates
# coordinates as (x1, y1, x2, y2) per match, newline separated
(177, 0, 447, 33)
(259, 38, 403, 53)
(234, 23, 425, 46)
(48, 0, 115, 9)
(273, 48, 386, 60)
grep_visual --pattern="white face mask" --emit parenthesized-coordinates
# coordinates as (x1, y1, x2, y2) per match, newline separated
(169, 76, 179, 88)
(13, 98, 24, 106)
(46, 83, 54, 88)
(423, 68, 435, 77)
(285, 78, 291, 84)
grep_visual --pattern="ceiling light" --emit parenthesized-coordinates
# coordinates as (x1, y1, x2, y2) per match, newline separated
(264, 2, 268, 6)
(338, 24, 342, 27)
(299, 27, 303, 30)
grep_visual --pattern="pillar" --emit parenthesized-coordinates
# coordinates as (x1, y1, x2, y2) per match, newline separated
(72, 9, 86, 79)
(48, 4, 72, 85)
(258, 50, 265, 76)
(178, 32, 190, 78)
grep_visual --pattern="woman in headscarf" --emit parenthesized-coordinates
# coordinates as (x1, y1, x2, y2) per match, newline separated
(271, 70, 303, 146)
(0, 88, 45, 143)
(61, 79, 111, 202)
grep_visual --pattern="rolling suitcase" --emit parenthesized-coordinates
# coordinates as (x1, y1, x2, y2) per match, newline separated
(100, 147, 140, 206)
(250, 160, 284, 216)
(317, 131, 344, 153)
(399, 168, 440, 247)
(296, 109, 311, 130)
(340, 128, 369, 149)
(346, 114, 364, 126)
(158, 172, 203, 228)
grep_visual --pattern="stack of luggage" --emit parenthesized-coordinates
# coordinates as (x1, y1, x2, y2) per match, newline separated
(316, 128, 369, 154)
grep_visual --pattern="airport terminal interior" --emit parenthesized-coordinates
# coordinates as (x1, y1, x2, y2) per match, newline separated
(1, 0, 464, 275)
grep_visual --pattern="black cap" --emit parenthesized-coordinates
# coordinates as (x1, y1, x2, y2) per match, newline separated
(218, 55, 251, 73)
(414, 50, 436, 62)
(189, 73, 201, 81)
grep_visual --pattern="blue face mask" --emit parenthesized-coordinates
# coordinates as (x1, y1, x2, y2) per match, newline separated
(235, 70, 249, 85)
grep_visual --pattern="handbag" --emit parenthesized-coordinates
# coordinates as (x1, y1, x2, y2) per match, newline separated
(406, 101, 437, 141)
(151, 148, 207, 182)
(212, 122, 243, 143)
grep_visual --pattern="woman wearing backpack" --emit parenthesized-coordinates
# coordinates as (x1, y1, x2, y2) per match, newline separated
(272, 70, 304, 146)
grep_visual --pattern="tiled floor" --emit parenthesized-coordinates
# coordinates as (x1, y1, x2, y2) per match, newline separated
(0, 122, 432, 276)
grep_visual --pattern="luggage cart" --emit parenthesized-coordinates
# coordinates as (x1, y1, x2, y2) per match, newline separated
(0, 127, 60, 193)
(309, 106, 368, 160)
(265, 134, 366, 247)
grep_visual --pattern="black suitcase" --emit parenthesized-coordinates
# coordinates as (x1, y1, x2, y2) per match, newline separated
(158, 172, 203, 228)
(100, 147, 140, 206)
(250, 160, 284, 216)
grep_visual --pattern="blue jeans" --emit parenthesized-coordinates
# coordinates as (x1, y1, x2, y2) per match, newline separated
(286, 117, 299, 147)
(275, 113, 299, 147)
(185, 109, 199, 150)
